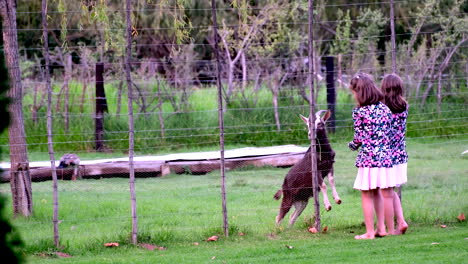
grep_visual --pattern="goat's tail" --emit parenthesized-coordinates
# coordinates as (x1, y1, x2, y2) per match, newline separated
(273, 190, 282, 200)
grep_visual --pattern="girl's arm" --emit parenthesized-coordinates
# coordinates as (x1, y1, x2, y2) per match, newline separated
(348, 109, 363, 151)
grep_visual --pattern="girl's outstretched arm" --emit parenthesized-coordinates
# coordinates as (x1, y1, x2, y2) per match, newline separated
(349, 108, 363, 151)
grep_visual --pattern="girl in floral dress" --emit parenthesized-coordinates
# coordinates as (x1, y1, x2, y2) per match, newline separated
(348, 73, 396, 239)
(381, 73, 409, 235)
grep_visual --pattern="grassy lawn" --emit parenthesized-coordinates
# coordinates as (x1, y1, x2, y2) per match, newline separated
(0, 138, 467, 263)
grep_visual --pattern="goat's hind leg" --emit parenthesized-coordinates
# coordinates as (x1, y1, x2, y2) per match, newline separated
(288, 200, 308, 227)
(276, 194, 292, 226)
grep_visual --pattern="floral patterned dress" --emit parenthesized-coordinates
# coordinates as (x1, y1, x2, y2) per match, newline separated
(390, 108, 408, 165)
(348, 102, 393, 168)
(388, 107, 409, 186)
(348, 102, 396, 190)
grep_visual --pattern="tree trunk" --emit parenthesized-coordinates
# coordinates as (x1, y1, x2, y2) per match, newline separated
(466, 62, 468, 90)
(1, 0, 33, 217)
(116, 80, 123, 119)
(241, 52, 247, 91)
(31, 78, 40, 124)
(80, 53, 89, 113)
(420, 79, 434, 106)
(63, 54, 72, 133)
(226, 62, 234, 104)
(437, 72, 442, 113)
(272, 85, 280, 132)
(156, 79, 165, 140)
(337, 54, 343, 89)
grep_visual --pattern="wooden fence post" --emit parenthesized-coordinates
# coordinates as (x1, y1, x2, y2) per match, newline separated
(390, 0, 397, 74)
(211, 0, 229, 237)
(325, 56, 336, 133)
(308, 0, 321, 231)
(124, 0, 138, 245)
(389, 0, 402, 200)
(42, 0, 60, 248)
(95, 63, 107, 152)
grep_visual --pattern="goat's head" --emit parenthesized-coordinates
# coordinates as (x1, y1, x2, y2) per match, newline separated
(300, 110, 331, 140)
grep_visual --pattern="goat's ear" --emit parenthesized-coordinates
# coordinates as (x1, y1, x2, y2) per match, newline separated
(300, 114, 309, 124)
(322, 110, 331, 122)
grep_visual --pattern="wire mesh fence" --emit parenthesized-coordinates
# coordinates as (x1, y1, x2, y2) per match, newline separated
(0, 0, 467, 251)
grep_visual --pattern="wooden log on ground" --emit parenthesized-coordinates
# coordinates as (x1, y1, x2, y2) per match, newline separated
(0, 145, 307, 183)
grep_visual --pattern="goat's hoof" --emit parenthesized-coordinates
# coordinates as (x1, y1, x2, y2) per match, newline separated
(325, 206, 332, 211)
(335, 199, 342, 204)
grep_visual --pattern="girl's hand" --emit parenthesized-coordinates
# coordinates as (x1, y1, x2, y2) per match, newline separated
(348, 141, 361, 151)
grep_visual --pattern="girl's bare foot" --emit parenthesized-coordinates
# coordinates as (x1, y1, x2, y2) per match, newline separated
(354, 233, 375, 240)
(375, 232, 387, 238)
(391, 223, 408, 235)
(398, 223, 408, 235)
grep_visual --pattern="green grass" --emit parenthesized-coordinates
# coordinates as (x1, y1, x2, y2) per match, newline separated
(0, 138, 466, 263)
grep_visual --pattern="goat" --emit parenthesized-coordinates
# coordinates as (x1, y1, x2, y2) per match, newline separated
(274, 110, 341, 227)
(57, 154, 81, 181)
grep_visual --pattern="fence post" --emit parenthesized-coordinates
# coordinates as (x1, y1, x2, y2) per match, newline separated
(42, 0, 60, 248)
(124, 0, 138, 245)
(325, 56, 336, 133)
(211, 0, 229, 237)
(308, 0, 321, 231)
(95, 63, 107, 152)
(390, 0, 397, 74)
(389, 0, 402, 200)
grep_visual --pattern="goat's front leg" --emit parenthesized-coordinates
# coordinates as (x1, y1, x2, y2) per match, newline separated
(327, 171, 342, 204)
(320, 181, 332, 211)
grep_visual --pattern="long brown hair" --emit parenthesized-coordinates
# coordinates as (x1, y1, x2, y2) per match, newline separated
(349, 73, 383, 107)
(380, 73, 407, 113)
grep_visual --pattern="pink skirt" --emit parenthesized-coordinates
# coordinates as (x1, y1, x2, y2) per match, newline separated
(353, 163, 407, 190)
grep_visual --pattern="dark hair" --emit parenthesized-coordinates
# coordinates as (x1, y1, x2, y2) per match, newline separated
(380, 73, 407, 113)
(349, 73, 383, 107)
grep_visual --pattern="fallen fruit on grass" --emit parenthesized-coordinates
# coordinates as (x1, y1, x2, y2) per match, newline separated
(207, 235, 218, 241)
(322, 226, 328, 233)
(440, 225, 447, 228)
(138, 243, 166, 251)
(457, 213, 465, 222)
(104, 242, 119, 247)
(55, 252, 72, 258)
(139, 243, 157, 251)
(308, 227, 318, 233)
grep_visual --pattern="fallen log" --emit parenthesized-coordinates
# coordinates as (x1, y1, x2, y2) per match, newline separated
(0, 145, 307, 183)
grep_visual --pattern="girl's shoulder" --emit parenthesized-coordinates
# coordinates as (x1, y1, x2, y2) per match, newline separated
(393, 105, 409, 117)
(353, 102, 389, 117)
(352, 106, 366, 118)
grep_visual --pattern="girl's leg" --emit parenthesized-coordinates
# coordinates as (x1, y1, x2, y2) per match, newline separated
(380, 187, 396, 235)
(355, 190, 375, 239)
(393, 190, 408, 234)
(372, 189, 387, 236)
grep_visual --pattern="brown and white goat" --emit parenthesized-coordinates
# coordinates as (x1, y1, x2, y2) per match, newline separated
(274, 110, 341, 227)
(57, 154, 81, 181)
